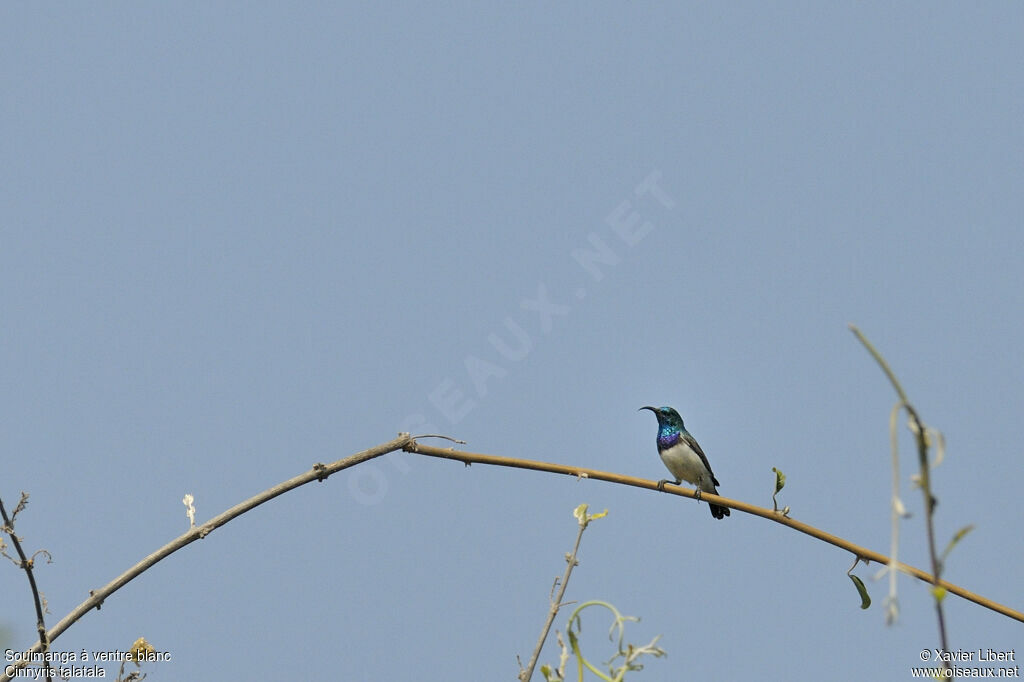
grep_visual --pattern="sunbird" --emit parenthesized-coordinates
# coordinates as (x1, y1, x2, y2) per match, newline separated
(640, 406, 730, 519)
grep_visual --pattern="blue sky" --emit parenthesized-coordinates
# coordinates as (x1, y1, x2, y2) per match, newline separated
(2, 3, 1022, 680)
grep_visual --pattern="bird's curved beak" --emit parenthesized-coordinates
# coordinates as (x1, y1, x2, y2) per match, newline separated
(638, 406, 657, 413)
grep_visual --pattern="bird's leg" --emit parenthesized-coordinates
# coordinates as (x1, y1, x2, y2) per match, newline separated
(656, 478, 681, 492)
(693, 476, 704, 503)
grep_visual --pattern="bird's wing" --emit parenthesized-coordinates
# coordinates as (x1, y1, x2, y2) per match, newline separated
(681, 432, 720, 488)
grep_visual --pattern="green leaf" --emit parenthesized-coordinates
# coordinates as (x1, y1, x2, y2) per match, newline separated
(848, 574, 871, 610)
(771, 467, 786, 494)
(940, 524, 975, 563)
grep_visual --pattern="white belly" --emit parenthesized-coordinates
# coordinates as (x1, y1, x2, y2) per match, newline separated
(659, 442, 714, 491)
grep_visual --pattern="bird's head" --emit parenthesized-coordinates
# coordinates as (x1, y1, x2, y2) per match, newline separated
(639, 405, 685, 429)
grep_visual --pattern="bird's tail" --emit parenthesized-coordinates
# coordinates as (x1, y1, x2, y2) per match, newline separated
(706, 485, 730, 519)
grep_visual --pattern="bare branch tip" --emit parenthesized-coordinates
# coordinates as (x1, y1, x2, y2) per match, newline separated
(410, 433, 466, 445)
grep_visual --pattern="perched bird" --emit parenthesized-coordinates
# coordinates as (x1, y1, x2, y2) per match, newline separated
(639, 406, 730, 519)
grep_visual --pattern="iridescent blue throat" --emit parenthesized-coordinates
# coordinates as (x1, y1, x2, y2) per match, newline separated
(656, 426, 682, 450)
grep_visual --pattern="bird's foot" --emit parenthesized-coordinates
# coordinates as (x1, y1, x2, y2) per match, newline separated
(656, 478, 681, 492)
(694, 488, 703, 503)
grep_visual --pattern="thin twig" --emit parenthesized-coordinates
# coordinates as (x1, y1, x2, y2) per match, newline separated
(849, 325, 950, 661)
(885, 402, 905, 624)
(848, 325, 909, 404)
(410, 434, 467, 444)
(404, 440, 1022, 624)
(1, 434, 413, 682)
(0, 494, 54, 682)
(518, 511, 589, 681)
